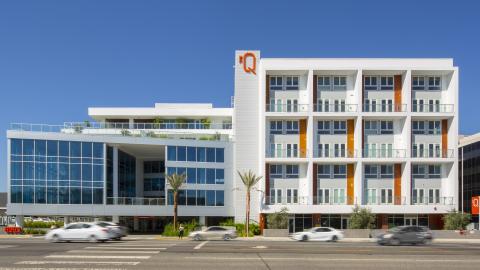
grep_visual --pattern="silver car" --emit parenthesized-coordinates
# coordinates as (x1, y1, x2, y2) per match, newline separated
(95, 221, 128, 240)
(189, 226, 237, 241)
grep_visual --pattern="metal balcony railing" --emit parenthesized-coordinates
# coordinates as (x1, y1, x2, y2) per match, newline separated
(411, 196, 454, 205)
(264, 196, 309, 205)
(266, 148, 308, 158)
(313, 149, 358, 158)
(313, 103, 358, 113)
(412, 104, 454, 113)
(313, 196, 356, 205)
(365, 196, 406, 205)
(362, 149, 407, 158)
(64, 121, 232, 130)
(266, 103, 309, 113)
(106, 197, 166, 206)
(411, 149, 455, 158)
(363, 103, 407, 112)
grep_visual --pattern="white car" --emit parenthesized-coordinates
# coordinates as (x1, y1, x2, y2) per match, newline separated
(45, 222, 113, 243)
(94, 221, 128, 240)
(291, 227, 344, 242)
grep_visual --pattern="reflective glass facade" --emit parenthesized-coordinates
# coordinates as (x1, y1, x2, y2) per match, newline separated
(10, 139, 105, 204)
(167, 189, 224, 206)
(167, 146, 224, 163)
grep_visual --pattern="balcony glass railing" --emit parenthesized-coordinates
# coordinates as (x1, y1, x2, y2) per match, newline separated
(264, 196, 309, 205)
(412, 149, 454, 158)
(106, 197, 166, 206)
(266, 103, 308, 112)
(266, 148, 308, 158)
(363, 103, 407, 112)
(314, 103, 357, 113)
(412, 104, 454, 113)
(365, 196, 406, 205)
(313, 149, 358, 158)
(64, 121, 232, 130)
(313, 196, 356, 205)
(411, 196, 454, 205)
(362, 149, 407, 158)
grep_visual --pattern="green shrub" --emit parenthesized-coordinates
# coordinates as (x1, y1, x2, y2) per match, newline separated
(267, 207, 289, 229)
(162, 220, 199, 236)
(443, 211, 471, 230)
(348, 206, 376, 229)
(24, 220, 64, 229)
(219, 219, 260, 237)
(23, 228, 47, 235)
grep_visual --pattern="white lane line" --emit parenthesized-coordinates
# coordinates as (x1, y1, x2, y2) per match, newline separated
(96, 244, 174, 247)
(183, 256, 480, 263)
(0, 245, 16, 249)
(16, 260, 140, 265)
(194, 241, 209, 250)
(68, 250, 160, 254)
(45, 255, 150, 259)
(85, 246, 166, 250)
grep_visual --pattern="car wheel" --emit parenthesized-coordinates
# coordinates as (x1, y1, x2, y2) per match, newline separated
(389, 238, 401, 246)
(193, 234, 201, 241)
(422, 238, 432, 245)
(331, 235, 338, 242)
(51, 234, 61, 243)
(223, 234, 232, 241)
(89, 235, 98, 243)
(301, 235, 309, 242)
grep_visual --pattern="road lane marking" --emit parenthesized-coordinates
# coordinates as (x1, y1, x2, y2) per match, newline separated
(183, 256, 480, 263)
(85, 247, 166, 250)
(194, 241, 209, 250)
(68, 250, 160, 254)
(0, 245, 16, 249)
(97, 244, 174, 247)
(45, 255, 150, 259)
(16, 260, 140, 266)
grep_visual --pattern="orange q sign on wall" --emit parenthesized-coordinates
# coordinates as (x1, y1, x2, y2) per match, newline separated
(239, 52, 257, 75)
(472, 196, 480, 215)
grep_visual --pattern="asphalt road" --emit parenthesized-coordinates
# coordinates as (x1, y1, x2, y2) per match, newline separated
(0, 238, 480, 269)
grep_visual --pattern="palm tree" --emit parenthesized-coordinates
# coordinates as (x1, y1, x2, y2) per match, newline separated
(167, 173, 186, 230)
(237, 170, 262, 237)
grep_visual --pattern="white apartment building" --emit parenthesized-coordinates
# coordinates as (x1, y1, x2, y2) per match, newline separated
(6, 51, 458, 232)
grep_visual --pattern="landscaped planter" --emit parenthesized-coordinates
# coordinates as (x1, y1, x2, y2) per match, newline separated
(263, 229, 289, 237)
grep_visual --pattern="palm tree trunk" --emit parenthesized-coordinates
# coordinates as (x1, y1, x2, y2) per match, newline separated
(246, 189, 250, 237)
(173, 191, 178, 230)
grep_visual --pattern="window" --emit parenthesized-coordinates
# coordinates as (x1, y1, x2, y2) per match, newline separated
(177, 146, 186, 161)
(428, 165, 441, 178)
(270, 76, 283, 90)
(334, 144, 345, 157)
(367, 189, 377, 204)
(285, 121, 299, 134)
(270, 188, 282, 204)
(364, 76, 378, 90)
(412, 121, 425, 135)
(318, 76, 331, 90)
(412, 165, 426, 178)
(286, 76, 299, 90)
(270, 164, 283, 178)
(364, 165, 378, 178)
(318, 165, 331, 178)
(215, 148, 224, 163)
(333, 121, 346, 134)
(412, 76, 425, 90)
(285, 165, 299, 178)
(270, 121, 283, 134)
(428, 76, 441, 90)
(333, 189, 346, 204)
(364, 121, 377, 133)
(317, 121, 331, 134)
(380, 121, 393, 134)
(380, 165, 393, 178)
(206, 148, 215, 162)
(333, 165, 346, 178)
(197, 168, 206, 184)
(427, 121, 441, 135)
(206, 169, 215, 184)
(380, 76, 394, 90)
(380, 189, 393, 204)
(333, 76, 347, 90)
(286, 188, 298, 204)
(196, 147, 206, 162)
(317, 189, 330, 204)
(187, 147, 196, 162)
(317, 144, 330, 158)
(215, 169, 224, 184)
(215, 190, 224, 206)
(187, 168, 196, 184)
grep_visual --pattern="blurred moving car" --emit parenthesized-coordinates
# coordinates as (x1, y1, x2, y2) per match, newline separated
(377, 226, 433, 245)
(292, 227, 344, 242)
(45, 222, 113, 243)
(189, 226, 237, 241)
(95, 221, 128, 240)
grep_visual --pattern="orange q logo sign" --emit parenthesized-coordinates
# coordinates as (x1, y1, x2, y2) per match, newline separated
(239, 52, 256, 75)
(472, 196, 480, 215)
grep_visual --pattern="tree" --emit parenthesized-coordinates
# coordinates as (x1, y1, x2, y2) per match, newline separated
(237, 170, 262, 237)
(348, 206, 376, 229)
(166, 173, 186, 230)
(443, 211, 471, 230)
(267, 207, 289, 229)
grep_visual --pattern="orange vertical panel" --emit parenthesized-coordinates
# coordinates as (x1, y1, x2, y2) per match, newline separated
(259, 214, 266, 234)
(394, 75, 402, 112)
(347, 119, 354, 157)
(442, 120, 448, 157)
(394, 164, 402, 205)
(312, 214, 321, 226)
(313, 75, 317, 107)
(266, 75, 270, 106)
(347, 164, 354, 205)
(299, 119, 307, 158)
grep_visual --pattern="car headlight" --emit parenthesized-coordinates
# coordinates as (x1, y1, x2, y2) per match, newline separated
(383, 234, 393, 239)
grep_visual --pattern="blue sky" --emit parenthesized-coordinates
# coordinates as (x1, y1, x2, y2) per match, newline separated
(0, 0, 478, 191)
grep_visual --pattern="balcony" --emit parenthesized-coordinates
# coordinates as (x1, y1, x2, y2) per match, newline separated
(65, 121, 232, 130)
(313, 149, 358, 158)
(106, 197, 166, 206)
(363, 103, 407, 113)
(264, 196, 309, 205)
(411, 196, 454, 205)
(313, 103, 358, 113)
(365, 196, 406, 205)
(411, 149, 455, 158)
(412, 103, 454, 113)
(362, 149, 407, 158)
(266, 103, 308, 113)
(313, 196, 356, 205)
(266, 148, 308, 158)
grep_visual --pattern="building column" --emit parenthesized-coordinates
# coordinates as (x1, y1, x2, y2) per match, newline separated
(128, 118, 134, 129)
(199, 216, 206, 226)
(113, 146, 119, 198)
(133, 217, 139, 232)
(112, 216, 119, 224)
(15, 215, 24, 227)
(63, 216, 70, 225)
